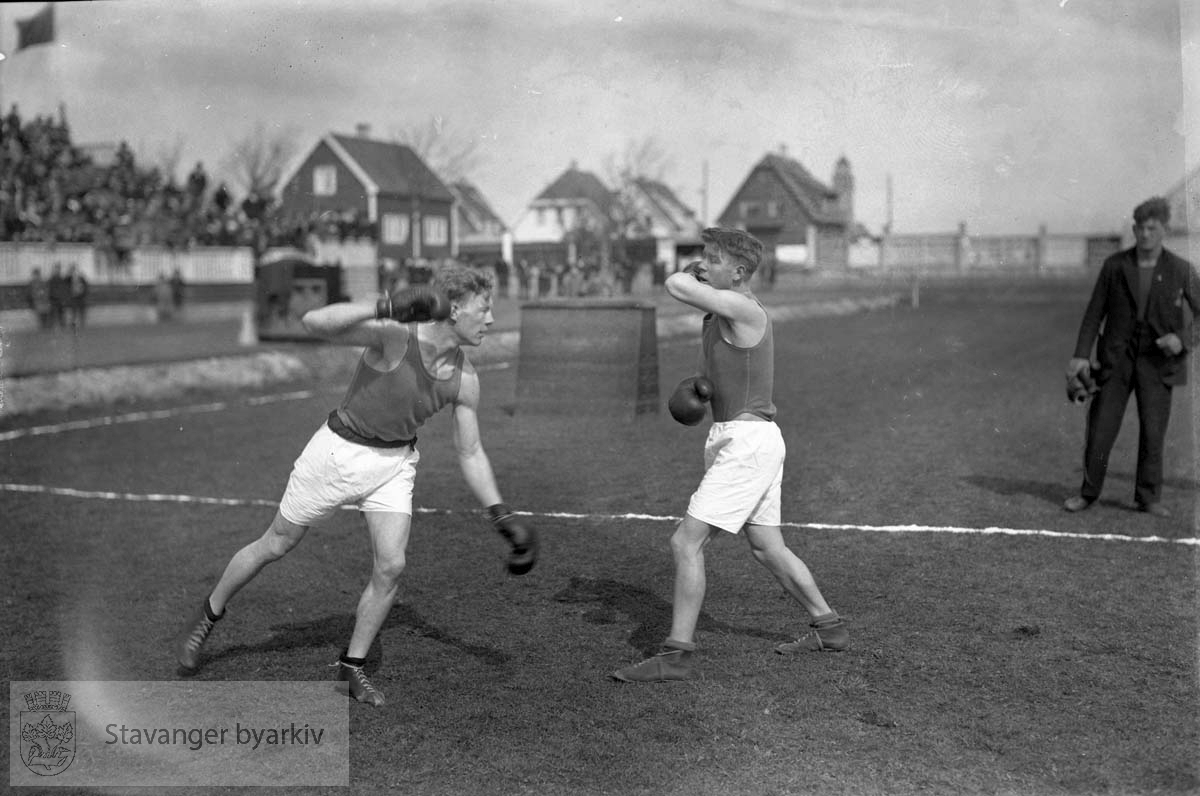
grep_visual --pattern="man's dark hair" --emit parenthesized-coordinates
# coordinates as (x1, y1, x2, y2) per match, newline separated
(701, 226, 764, 274)
(1133, 197, 1171, 226)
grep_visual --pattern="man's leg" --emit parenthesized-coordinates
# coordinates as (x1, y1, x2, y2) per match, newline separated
(668, 516, 722, 645)
(1079, 369, 1134, 503)
(346, 511, 411, 658)
(1132, 358, 1173, 510)
(611, 516, 719, 682)
(210, 512, 309, 613)
(744, 524, 832, 616)
(744, 524, 848, 654)
(176, 511, 309, 671)
(334, 511, 411, 707)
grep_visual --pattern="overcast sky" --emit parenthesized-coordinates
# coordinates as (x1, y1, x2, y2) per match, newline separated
(0, 0, 1195, 236)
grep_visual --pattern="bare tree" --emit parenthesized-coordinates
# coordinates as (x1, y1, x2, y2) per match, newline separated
(602, 135, 674, 187)
(604, 135, 681, 247)
(391, 115, 483, 183)
(221, 122, 300, 198)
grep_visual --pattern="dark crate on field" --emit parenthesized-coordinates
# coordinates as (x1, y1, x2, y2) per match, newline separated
(255, 248, 346, 340)
(517, 299, 659, 418)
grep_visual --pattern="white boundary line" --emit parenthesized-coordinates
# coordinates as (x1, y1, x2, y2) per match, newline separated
(0, 391, 317, 441)
(2, 483, 1195, 546)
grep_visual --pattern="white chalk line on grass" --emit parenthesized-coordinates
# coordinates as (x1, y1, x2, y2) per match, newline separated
(0, 390, 318, 441)
(527, 509, 1197, 546)
(2, 482, 1195, 546)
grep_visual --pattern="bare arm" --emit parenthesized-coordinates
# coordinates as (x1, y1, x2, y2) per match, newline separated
(450, 363, 503, 507)
(665, 272, 767, 346)
(452, 363, 539, 574)
(301, 301, 394, 349)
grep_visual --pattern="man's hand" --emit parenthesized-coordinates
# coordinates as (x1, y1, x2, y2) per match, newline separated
(1156, 333, 1183, 356)
(1065, 357, 1092, 380)
(1066, 362, 1098, 404)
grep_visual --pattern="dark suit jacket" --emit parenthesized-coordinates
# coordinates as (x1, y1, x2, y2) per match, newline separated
(1073, 246, 1200, 386)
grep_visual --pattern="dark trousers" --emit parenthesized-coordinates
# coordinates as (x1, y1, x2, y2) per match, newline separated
(1081, 329, 1173, 506)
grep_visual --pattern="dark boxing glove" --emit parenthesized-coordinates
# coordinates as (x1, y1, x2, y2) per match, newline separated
(376, 285, 452, 323)
(487, 503, 538, 576)
(668, 376, 714, 426)
(681, 260, 706, 282)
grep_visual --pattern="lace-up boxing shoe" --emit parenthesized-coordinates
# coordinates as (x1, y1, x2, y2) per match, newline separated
(333, 659, 385, 707)
(610, 640, 695, 683)
(775, 615, 849, 654)
(175, 600, 220, 673)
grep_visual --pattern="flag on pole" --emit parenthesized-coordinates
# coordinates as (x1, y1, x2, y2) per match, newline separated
(16, 4, 55, 52)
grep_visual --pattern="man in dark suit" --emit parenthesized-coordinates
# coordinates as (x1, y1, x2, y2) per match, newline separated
(1064, 197, 1200, 516)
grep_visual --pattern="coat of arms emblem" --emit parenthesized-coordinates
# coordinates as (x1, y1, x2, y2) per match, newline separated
(19, 690, 75, 775)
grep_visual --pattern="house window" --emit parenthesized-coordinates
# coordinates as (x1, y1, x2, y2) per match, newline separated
(382, 213, 409, 244)
(423, 216, 448, 246)
(766, 201, 780, 218)
(740, 200, 762, 219)
(312, 165, 337, 196)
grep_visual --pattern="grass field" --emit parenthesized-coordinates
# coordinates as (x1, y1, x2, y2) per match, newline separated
(2, 284, 1197, 795)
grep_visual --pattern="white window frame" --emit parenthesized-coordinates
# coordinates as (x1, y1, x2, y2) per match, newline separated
(312, 165, 337, 196)
(423, 216, 448, 246)
(381, 213, 409, 245)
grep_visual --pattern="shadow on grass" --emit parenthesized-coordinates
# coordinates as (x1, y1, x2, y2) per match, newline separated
(966, 471, 1199, 507)
(963, 474, 1073, 506)
(190, 603, 510, 676)
(553, 576, 787, 655)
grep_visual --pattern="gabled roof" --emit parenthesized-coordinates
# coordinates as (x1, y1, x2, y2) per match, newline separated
(327, 133, 455, 202)
(534, 163, 612, 213)
(630, 177, 699, 234)
(736, 153, 844, 225)
(450, 180, 507, 232)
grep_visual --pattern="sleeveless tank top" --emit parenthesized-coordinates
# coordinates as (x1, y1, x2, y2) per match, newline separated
(335, 325, 464, 442)
(702, 306, 777, 422)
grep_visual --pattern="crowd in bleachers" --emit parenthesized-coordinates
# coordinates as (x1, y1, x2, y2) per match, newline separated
(0, 103, 374, 258)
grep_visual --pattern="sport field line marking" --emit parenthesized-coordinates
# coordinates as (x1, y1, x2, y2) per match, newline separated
(0, 391, 317, 441)
(1, 483, 1195, 546)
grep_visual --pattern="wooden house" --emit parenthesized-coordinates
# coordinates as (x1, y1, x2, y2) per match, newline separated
(276, 125, 456, 268)
(716, 150, 854, 273)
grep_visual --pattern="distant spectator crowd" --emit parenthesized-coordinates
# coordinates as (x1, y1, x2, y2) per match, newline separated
(0, 103, 375, 258)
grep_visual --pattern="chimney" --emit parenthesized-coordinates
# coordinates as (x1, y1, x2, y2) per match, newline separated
(355, 123, 371, 139)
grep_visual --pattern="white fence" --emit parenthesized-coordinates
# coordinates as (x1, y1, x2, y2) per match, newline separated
(0, 243, 98, 284)
(850, 229, 1136, 276)
(0, 243, 254, 286)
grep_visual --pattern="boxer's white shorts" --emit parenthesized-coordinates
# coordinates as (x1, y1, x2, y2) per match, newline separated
(687, 420, 784, 533)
